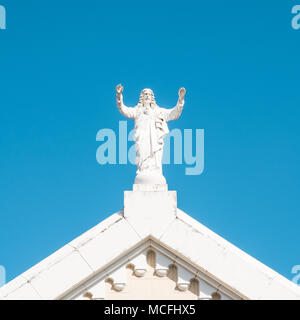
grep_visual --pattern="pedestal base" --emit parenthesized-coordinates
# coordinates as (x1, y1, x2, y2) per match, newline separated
(133, 184, 168, 192)
(134, 170, 166, 185)
(124, 188, 177, 239)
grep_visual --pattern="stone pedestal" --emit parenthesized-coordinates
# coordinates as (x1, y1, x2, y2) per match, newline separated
(124, 185, 177, 239)
(134, 171, 167, 185)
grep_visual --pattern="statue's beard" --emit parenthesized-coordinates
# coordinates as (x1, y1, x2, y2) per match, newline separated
(143, 102, 153, 114)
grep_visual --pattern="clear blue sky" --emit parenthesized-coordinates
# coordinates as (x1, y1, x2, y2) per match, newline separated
(0, 0, 299, 284)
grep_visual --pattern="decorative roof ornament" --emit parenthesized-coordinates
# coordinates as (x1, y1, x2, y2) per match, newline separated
(116, 84, 186, 185)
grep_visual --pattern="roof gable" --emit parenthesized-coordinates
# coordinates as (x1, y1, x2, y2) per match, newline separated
(1, 187, 300, 300)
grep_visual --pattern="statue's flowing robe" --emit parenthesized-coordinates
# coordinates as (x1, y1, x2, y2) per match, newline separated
(118, 102, 184, 174)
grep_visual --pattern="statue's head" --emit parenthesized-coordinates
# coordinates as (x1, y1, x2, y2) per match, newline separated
(139, 88, 156, 107)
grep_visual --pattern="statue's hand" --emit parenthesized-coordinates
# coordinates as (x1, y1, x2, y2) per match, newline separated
(178, 87, 186, 100)
(116, 84, 124, 95)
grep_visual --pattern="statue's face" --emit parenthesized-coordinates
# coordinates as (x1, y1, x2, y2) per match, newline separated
(143, 90, 153, 102)
(140, 89, 155, 106)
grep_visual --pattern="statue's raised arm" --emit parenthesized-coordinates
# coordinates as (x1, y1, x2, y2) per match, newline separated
(116, 84, 136, 119)
(164, 87, 186, 122)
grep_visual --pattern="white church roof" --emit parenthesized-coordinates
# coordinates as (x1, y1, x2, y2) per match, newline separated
(1, 186, 300, 300)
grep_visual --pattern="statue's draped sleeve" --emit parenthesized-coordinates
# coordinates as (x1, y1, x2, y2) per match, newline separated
(117, 95, 137, 119)
(160, 99, 184, 122)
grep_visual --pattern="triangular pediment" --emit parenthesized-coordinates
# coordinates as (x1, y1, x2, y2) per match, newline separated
(61, 237, 240, 300)
(1, 200, 300, 300)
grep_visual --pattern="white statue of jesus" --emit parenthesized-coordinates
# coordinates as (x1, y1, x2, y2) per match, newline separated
(116, 84, 186, 185)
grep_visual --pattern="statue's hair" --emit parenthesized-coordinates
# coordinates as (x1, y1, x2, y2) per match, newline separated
(138, 88, 156, 106)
